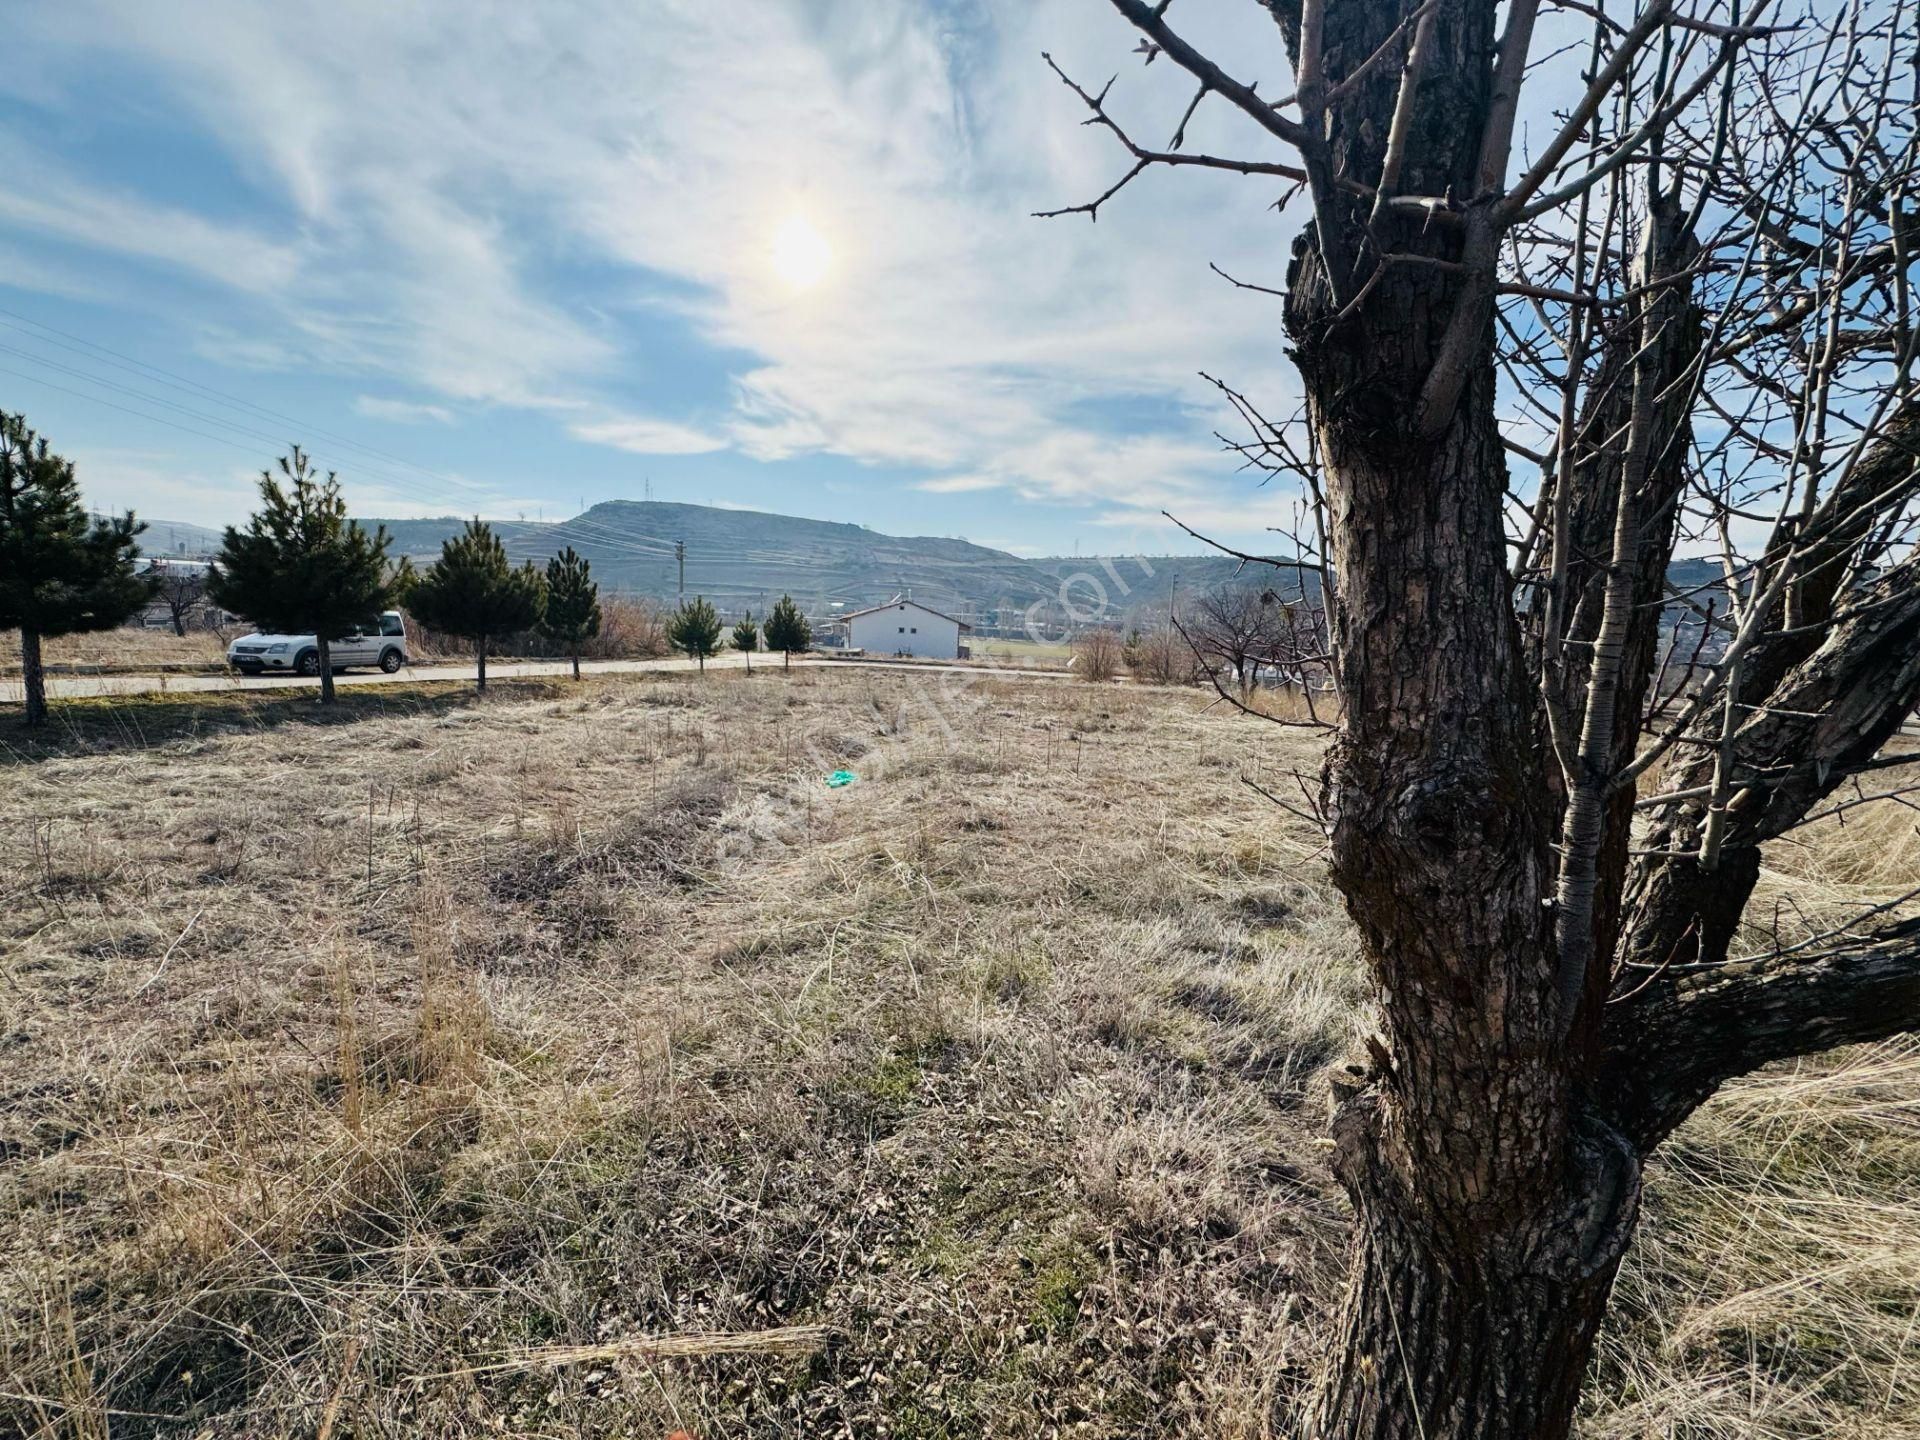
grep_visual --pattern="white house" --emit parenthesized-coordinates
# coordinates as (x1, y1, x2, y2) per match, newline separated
(839, 595, 970, 660)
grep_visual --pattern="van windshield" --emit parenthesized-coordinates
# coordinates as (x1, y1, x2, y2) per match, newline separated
(381, 615, 405, 636)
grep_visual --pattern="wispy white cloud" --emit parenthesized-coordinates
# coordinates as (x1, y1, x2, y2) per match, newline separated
(67, 448, 264, 523)
(0, 241, 110, 303)
(0, 143, 302, 294)
(7, 0, 1311, 540)
(569, 415, 730, 455)
(355, 394, 454, 424)
(916, 473, 1002, 494)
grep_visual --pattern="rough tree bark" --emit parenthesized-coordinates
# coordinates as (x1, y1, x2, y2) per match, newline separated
(1604, 917, 1920, 1149)
(1244, 1, 1646, 1430)
(19, 628, 46, 729)
(316, 635, 336, 707)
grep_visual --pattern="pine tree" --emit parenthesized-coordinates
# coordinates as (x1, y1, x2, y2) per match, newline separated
(762, 594, 812, 670)
(404, 519, 545, 693)
(208, 448, 395, 706)
(539, 547, 602, 681)
(731, 611, 758, 674)
(667, 595, 723, 672)
(1, 413, 156, 726)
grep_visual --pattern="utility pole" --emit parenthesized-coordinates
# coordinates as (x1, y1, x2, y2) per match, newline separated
(676, 539, 686, 598)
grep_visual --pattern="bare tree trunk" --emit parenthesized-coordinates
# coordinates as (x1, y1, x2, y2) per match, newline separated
(316, 635, 336, 706)
(20, 627, 46, 728)
(1062, 2, 1920, 1431)
(1605, 920, 1920, 1150)
(1548, 193, 1703, 1033)
(1621, 409, 1920, 975)
(1262, 1, 1641, 1430)
(477, 636, 488, 693)
(571, 645, 581, 682)
(1297, 370, 1635, 1436)
(1310, 1113, 1634, 1438)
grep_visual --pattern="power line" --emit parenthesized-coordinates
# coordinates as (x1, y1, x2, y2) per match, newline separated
(1, 315, 1110, 606)
(0, 351, 692, 569)
(0, 310, 711, 559)
(0, 363, 282, 461)
(0, 339, 316, 454)
(0, 307, 497, 501)
(0, 345, 492, 515)
(0, 330, 689, 564)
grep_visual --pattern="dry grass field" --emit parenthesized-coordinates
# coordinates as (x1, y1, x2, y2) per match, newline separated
(967, 638, 1077, 669)
(2, 671, 1915, 1438)
(0, 629, 232, 675)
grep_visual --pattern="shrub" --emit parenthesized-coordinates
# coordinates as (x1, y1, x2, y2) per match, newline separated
(1070, 627, 1124, 683)
(1128, 625, 1197, 686)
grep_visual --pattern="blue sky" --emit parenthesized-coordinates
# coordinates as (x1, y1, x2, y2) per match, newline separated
(0, 0, 1325, 559)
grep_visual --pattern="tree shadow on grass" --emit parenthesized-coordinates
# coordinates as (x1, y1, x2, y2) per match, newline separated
(0, 679, 574, 766)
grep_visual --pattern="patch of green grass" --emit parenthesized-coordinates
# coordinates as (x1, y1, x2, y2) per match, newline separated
(884, 1395, 981, 1440)
(865, 1049, 923, 1107)
(1022, 1232, 1099, 1336)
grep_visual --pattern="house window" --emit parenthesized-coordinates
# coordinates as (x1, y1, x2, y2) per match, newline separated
(910, 627, 917, 634)
(899, 626, 906, 633)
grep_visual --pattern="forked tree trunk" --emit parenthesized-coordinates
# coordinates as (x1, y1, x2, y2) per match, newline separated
(1082, 0, 1920, 1433)
(1293, 372, 1640, 1437)
(316, 635, 336, 706)
(20, 627, 46, 727)
(1260, 1, 1641, 1432)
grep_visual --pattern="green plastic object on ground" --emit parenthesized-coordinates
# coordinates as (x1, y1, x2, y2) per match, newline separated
(826, 769, 857, 788)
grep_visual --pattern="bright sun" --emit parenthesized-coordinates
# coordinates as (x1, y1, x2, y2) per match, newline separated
(770, 214, 832, 291)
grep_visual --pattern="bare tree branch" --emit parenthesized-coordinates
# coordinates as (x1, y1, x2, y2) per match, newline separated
(1603, 917, 1920, 1148)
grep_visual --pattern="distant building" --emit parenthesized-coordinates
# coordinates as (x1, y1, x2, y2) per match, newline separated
(838, 595, 970, 660)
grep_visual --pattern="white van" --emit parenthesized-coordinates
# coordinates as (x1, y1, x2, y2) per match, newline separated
(227, 611, 411, 677)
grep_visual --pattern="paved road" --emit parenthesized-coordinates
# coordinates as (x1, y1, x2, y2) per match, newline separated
(2, 653, 1076, 702)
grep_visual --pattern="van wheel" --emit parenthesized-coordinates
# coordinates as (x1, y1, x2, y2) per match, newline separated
(379, 648, 404, 673)
(295, 649, 321, 677)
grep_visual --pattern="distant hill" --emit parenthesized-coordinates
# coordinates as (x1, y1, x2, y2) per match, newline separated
(139, 497, 1718, 635)
(364, 501, 1057, 625)
(134, 516, 227, 557)
(1027, 553, 1317, 630)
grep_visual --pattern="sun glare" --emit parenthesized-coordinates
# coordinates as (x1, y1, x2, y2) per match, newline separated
(771, 213, 832, 291)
